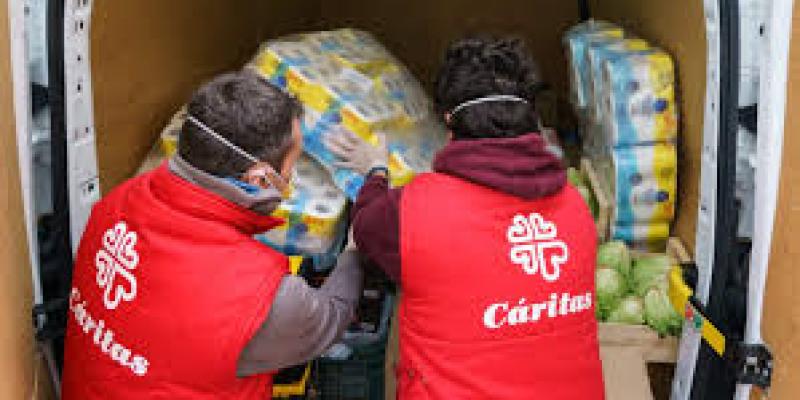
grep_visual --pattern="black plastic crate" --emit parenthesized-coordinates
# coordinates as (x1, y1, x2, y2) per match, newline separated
(309, 290, 395, 400)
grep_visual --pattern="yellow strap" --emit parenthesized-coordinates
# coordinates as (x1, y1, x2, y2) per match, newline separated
(699, 312, 727, 356)
(668, 266, 727, 356)
(272, 363, 311, 397)
(668, 266, 692, 313)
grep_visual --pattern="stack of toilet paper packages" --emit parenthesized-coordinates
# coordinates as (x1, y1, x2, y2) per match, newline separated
(256, 154, 348, 256)
(249, 28, 447, 200)
(565, 21, 679, 249)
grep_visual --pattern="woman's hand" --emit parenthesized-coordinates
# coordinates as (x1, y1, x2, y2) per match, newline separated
(324, 130, 389, 176)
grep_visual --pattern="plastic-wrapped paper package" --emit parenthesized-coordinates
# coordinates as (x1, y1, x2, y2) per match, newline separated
(599, 49, 678, 147)
(300, 109, 367, 198)
(300, 108, 445, 197)
(581, 38, 650, 158)
(611, 222, 671, 252)
(609, 143, 677, 226)
(256, 154, 348, 256)
(586, 38, 650, 124)
(249, 29, 447, 199)
(564, 20, 624, 113)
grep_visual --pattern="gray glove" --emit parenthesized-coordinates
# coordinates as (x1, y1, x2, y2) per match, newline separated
(324, 130, 389, 176)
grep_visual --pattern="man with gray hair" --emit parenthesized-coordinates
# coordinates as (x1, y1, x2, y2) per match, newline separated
(62, 71, 362, 400)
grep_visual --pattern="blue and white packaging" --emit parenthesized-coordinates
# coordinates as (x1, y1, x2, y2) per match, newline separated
(600, 49, 678, 147)
(564, 20, 624, 113)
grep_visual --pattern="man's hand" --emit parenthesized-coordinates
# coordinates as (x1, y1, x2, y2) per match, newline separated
(324, 130, 389, 176)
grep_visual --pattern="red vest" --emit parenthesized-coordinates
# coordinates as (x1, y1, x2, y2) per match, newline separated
(398, 173, 604, 399)
(62, 164, 288, 400)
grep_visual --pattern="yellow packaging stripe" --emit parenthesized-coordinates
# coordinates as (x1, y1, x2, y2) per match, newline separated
(288, 256, 304, 275)
(625, 38, 650, 51)
(340, 108, 381, 145)
(668, 266, 727, 357)
(700, 310, 727, 356)
(646, 52, 678, 143)
(644, 222, 671, 242)
(653, 143, 678, 222)
(253, 49, 282, 78)
(332, 53, 394, 77)
(387, 152, 416, 187)
(286, 70, 334, 113)
(272, 363, 311, 397)
(160, 137, 178, 157)
(271, 209, 342, 237)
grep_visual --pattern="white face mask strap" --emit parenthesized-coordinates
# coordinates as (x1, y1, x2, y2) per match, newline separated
(186, 115, 260, 164)
(450, 95, 530, 116)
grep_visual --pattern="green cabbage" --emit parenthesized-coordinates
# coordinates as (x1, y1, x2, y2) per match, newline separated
(597, 241, 632, 278)
(607, 295, 645, 325)
(631, 254, 673, 296)
(596, 267, 626, 320)
(643, 288, 683, 336)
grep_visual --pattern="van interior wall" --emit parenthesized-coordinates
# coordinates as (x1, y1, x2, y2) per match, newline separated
(591, 0, 706, 253)
(91, 0, 319, 191)
(316, 0, 581, 97)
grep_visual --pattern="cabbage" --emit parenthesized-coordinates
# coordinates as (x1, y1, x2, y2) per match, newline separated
(631, 254, 673, 296)
(567, 167, 586, 187)
(597, 241, 632, 278)
(607, 295, 645, 325)
(643, 288, 683, 336)
(596, 267, 626, 320)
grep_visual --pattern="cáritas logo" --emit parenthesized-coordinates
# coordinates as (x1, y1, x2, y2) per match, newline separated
(507, 213, 568, 282)
(95, 221, 139, 310)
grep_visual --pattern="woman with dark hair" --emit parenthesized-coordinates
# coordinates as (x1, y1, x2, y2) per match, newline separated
(328, 37, 604, 399)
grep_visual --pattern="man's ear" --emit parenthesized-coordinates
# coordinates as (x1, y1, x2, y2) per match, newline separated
(243, 163, 268, 188)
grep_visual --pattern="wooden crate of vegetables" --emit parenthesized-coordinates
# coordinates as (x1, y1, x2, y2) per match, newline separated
(597, 237, 689, 400)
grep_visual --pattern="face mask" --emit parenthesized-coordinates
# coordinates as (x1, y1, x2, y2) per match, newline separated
(223, 173, 296, 198)
(187, 115, 291, 197)
(449, 94, 530, 115)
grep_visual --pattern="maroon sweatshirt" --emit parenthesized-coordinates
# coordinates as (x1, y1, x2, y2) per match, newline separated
(351, 133, 567, 282)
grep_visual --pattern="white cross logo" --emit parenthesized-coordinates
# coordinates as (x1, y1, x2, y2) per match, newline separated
(94, 221, 139, 310)
(507, 213, 569, 282)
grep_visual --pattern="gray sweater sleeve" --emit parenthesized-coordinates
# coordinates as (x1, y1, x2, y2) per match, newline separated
(236, 250, 363, 377)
